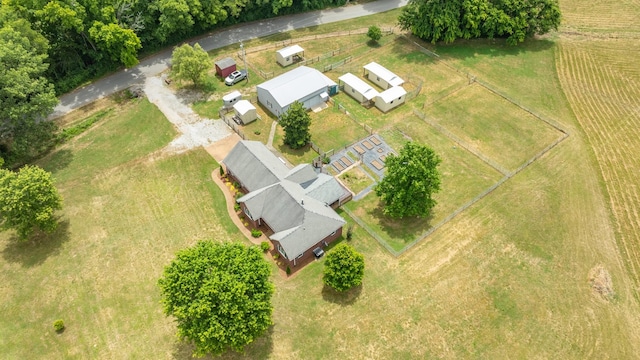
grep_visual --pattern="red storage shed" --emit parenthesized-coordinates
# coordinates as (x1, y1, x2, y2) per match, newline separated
(215, 57, 237, 78)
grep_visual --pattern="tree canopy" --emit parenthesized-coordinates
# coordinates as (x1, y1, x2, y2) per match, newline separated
(279, 101, 312, 149)
(0, 16, 58, 167)
(0, 165, 63, 240)
(170, 43, 211, 87)
(158, 241, 274, 357)
(367, 25, 382, 43)
(323, 243, 365, 292)
(398, 0, 561, 45)
(375, 142, 441, 219)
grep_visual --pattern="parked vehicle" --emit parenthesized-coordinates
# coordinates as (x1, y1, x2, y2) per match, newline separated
(225, 70, 248, 85)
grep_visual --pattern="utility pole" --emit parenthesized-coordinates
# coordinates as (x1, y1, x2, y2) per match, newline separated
(240, 42, 248, 81)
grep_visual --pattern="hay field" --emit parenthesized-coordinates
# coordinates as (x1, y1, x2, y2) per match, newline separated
(555, 0, 640, 290)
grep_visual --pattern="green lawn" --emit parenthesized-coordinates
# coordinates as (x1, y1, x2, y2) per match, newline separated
(309, 105, 370, 154)
(346, 115, 502, 251)
(424, 83, 563, 172)
(1, 99, 240, 359)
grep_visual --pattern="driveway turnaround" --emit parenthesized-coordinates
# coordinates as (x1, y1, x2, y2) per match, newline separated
(52, 0, 408, 118)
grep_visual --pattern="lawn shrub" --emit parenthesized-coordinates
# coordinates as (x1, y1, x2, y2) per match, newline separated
(251, 229, 263, 238)
(260, 241, 270, 252)
(53, 319, 65, 332)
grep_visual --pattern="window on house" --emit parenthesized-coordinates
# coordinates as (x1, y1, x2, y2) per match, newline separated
(391, 100, 394, 104)
(296, 253, 304, 259)
(277, 244, 287, 258)
(352, 88, 355, 93)
(377, 76, 380, 81)
(243, 206, 252, 219)
(330, 230, 336, 236)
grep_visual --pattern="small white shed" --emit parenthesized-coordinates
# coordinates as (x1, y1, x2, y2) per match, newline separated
(374, 86, 407, 113)
(223, 91, 242, 108)
(339, 73, 379, 103)
(233, 100, 257, 124)
(363, 62, 405, 90)
(276, 45, 304, 67)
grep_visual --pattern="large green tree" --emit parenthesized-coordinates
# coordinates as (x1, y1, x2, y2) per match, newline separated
(158, 241, 274, 357)
(375, 142, 441, 219)
(399, 0, 561, 45)
(279, 101, 312, 149)
(170, 43, 211, 86)
(0, 15, 58, 166)
(323, 243, 365, 292)
(0, 165, 63, 240)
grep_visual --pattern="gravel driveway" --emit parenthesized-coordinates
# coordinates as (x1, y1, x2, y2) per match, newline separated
(144, 76, 232, 153)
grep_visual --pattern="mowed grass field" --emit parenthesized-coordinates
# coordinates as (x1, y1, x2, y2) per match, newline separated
(2, 5, 640, 359)
(555, 0, 640, 290)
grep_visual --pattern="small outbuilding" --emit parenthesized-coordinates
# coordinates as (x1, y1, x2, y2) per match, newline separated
(363, 62, 404, 90)
(276, 45, 304, 67)
(375, 86, 407, 113)
(233, 100, 257, 125)
(222, 90, 242, 108)
(215, 57, 237, 78)
(257, 66, 337, 117)
(339, 73, 379, 104)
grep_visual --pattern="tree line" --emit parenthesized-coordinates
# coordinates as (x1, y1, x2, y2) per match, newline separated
(399, 0, 561, 45)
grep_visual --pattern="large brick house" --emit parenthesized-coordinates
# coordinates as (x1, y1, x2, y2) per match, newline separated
(223, 141, 350, 268)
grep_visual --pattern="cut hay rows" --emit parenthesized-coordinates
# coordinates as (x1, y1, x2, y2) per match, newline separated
(556, 40, 640, 286)
(560, 0, 640, 33)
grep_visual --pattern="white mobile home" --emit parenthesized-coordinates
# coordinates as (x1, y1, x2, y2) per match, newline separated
(233, 100, 257, 124)
(338, 73, 379, 103)
(363, 62, 405, 90)
(257, 66, 338, 117)
(374, 86, 406, 113)
(276, 45, 304, 67)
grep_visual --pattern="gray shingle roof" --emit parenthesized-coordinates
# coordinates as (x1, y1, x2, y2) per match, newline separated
(239, 180, 345, 259)
(226, 141, 347, 260)
(257, 66, 337, 109)
(215, 57, 236, 69)
(222, 141, 289, 192)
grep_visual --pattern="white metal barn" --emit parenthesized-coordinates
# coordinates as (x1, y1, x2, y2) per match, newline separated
(338, 73, 379, 103)
(374, 86, 407, 113)
(363, 62, 405, 89)
(233, 100, 258, 124)
(276, 45, 304, 67)
(257, 66, 338, 117)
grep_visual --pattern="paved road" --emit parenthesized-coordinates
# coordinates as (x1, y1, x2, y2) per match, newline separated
(52, 0, 408, 118)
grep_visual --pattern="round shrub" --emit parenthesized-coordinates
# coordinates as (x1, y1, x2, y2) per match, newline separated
(53, 319, 65, 332)
(251, 229, 262, 238)
(260, 241, 270, 252)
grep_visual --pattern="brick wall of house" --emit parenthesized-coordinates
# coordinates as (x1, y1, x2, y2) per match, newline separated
(272, 227, 343, 269)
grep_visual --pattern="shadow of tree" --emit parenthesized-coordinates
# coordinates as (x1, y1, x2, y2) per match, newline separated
(39, 148, 74, 175)
(1, 219, 71, 267)
(368, 201, 434, 247)
(321, 284, 362, 306)
(172, 325, 274, 360)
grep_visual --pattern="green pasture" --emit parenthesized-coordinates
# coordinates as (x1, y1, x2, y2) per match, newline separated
(424, 83, 562, 172)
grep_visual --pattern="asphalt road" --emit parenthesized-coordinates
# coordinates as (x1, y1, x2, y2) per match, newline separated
(52, 0, 408, 118)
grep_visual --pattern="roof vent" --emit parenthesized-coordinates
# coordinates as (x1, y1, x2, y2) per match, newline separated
(301, 199, 304, 205)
